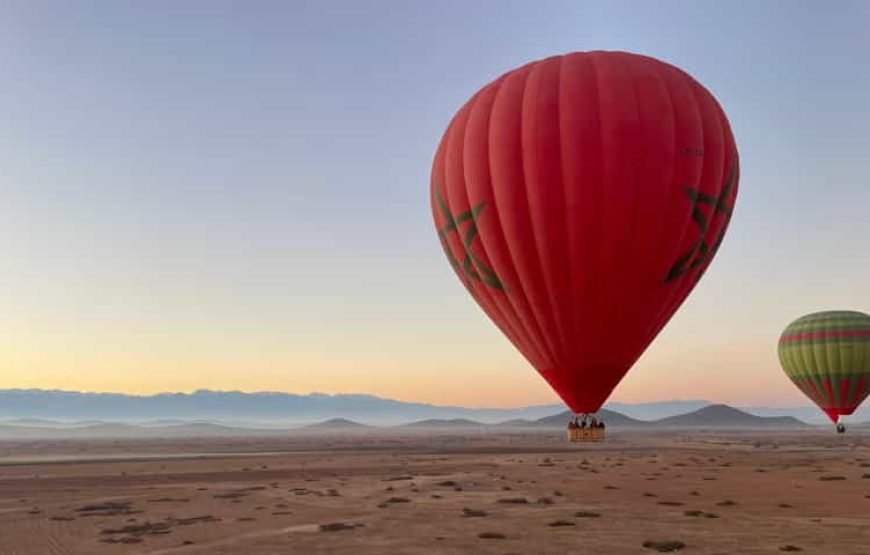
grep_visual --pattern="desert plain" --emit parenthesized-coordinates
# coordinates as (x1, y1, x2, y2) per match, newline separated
(0, 430, 868, 554)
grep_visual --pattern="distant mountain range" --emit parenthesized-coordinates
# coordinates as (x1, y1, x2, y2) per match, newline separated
(303, 418, 373, 431)
(0, 403, 856, 440)
(495, 405, 806, 430)
(0, 389, 865, 427)
(654, 405, 805, 428)
(0, 389, 562, 425)
(398, 418, 486, 429)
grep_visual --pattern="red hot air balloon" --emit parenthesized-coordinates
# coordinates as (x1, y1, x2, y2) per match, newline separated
(431, 51, 739, 415)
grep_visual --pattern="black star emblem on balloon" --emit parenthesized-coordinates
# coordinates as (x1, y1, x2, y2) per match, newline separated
(434, 188, 505, 293)
(665, 161, 737, 283)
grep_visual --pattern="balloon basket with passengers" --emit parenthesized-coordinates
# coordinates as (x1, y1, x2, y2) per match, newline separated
(566, 415, 606, 443)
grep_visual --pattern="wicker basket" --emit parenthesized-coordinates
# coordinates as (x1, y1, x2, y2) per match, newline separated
(567, 427, 605, 442)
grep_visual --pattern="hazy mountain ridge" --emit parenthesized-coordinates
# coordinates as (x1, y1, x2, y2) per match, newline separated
(0, 405, 834, 440)
(0, 389, 562, 425)
(0, 389, 864, 427)
(602, 400, 711, 420)
(654, 405, 805, 428)
(303, 418, 374, 431)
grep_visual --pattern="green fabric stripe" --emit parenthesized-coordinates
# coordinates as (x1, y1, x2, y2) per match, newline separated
(780, 358, 870, 378)
(826, 354, 846, 407)
(845, 376, 861, 408)
(811, 375, 832, 406)
(779, 337, 870, 346)
(784, 322, 870, 333)
(798, 375, 826, 406)
(792, 311, 868, 322)
(779, 350, 870, 371)
(785, 374, 870, 385)
(793, 378, 824, 407)
(796, 315, 867, 322)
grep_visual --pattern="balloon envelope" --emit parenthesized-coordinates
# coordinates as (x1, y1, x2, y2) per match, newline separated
(430, 51, 739, 413)
(778, 310, 870, 423)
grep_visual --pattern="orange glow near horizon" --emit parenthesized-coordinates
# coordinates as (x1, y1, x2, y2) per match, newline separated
(0, 324, 808, 408)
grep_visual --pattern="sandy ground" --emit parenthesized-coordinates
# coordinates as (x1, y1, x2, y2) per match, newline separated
(0, 431, 868, 554)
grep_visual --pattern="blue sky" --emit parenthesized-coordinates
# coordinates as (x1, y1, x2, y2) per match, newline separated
(0, 1, 868, 411)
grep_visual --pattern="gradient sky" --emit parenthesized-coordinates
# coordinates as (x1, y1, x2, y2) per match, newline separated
(0, 1, 868, 409)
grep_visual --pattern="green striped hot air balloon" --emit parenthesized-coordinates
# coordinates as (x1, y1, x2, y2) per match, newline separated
(778, 310, 870, 428)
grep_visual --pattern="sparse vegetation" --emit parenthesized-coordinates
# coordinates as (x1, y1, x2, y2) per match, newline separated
(173, 516, 219, 526)
(684, 510, 718, 518)
(320, 522, 356, 532)
(461, 508, 487, 517)
(643, 540, 686, 552)
(101, 522, 172, 536)
(213, 491, 247, 499)
(573, 510, 601, 518)
(77, 501, 137, 517)
(100, 536, 143, 544)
